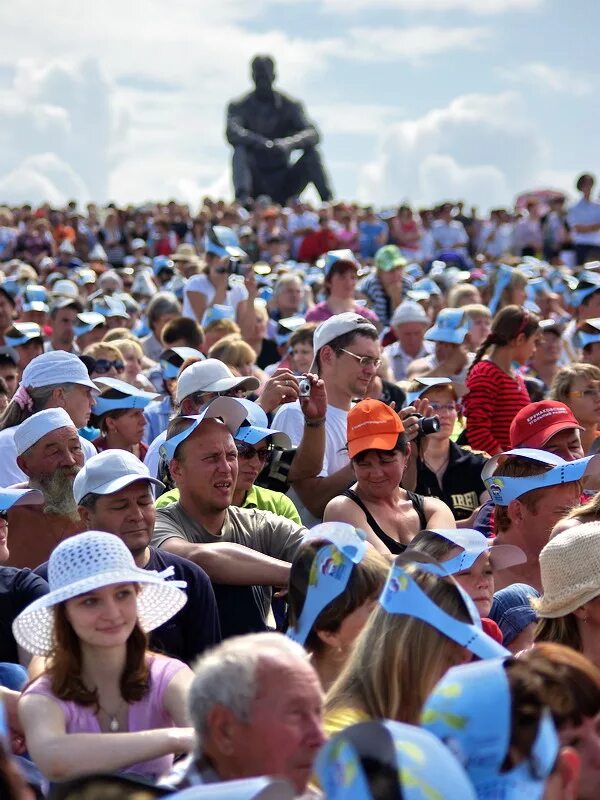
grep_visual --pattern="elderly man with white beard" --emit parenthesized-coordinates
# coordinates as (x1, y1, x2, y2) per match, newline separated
(5, 407, 86, 568)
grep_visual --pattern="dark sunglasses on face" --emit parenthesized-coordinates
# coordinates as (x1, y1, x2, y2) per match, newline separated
(235, 442, 274, 462)
(94, 358, 125, 374)
(0, 511, 8, 522)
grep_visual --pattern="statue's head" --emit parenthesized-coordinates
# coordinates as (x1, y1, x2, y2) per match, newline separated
(251, 55, 276, 97)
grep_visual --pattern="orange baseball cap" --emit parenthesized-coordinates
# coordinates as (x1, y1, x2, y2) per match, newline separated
(347, 399, 404, 458)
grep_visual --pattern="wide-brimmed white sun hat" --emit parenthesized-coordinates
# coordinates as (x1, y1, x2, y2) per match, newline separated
(12, 531, 187, 656)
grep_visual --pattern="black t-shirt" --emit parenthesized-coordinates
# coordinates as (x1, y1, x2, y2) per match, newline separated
(35, 548, 221, 665)
(257, 338, 280, 370)
(0, 567, 48, 663)
(415, 441, 488, 521)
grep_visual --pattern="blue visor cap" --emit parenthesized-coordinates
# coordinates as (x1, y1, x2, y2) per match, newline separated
(379, 557, 510, 660)
(572, 280, 600, 308)
(423, 529, 525, 574)
(204, 225, 247, 260)
(92, 377, 159, 415)
(276, 314, 306, 347)
(320, 250, 358, 278)
(201, 304, 236, 328)
(4, 323, 43, 347)
(425, 309, 470, 344)
(22, 284, 48, 303)
(413, 277, 442, 297)
(0, 488, 43, 513)
(482, 448, 600, 506)
(92, 296, 129, 319)
(287, 523, 367, 646)
(159, 347, 204, 379)
(74, 311, 106, 337)
(152, 256, 175, 276)
(233, 398, 291, 450)
(422, 658, 559, 800)
(159, 396, 247, 462)
(404, 376, 456, 408)
(316, 719, 476, 800)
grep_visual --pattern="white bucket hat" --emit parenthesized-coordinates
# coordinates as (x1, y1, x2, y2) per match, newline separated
(533, 522, 600, 618)
(12, 531, 187, 657)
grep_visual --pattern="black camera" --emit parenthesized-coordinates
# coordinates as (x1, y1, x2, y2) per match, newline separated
(413, 412, 440, 436)
(226, 257, 248, 276)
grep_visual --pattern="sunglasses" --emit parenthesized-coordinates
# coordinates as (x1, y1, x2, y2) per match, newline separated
(235, 442, 273, 462)
(0, 511, 8, 523)
(95, 359, 125, 374)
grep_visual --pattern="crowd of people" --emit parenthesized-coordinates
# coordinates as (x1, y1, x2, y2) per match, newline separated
(0, 170, 599, 799)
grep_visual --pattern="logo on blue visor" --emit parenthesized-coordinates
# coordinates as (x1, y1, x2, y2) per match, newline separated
(287, 523, 367, 646)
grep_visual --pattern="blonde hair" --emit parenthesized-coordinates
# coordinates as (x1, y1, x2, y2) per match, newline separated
(208, 334, 256, 369)
(83, 342, 123, 360)
(103, 327, 137, 343)
(447, 285, 480, 308)
(462, 303, 491, 322)
(111, 338, 143, 360)
(488, 268, 528, 309)
(550, 363, 600, 403)
(203, 318, 240, 337)
(325, 567, 470, 724)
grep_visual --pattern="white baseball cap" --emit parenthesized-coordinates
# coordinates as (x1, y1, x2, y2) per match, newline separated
(14, 408, 76, 456)
(390, 300, 429, 327)
(21, 351, 98, 391)
(160, 396, 248, 462)
(310, 312, 377, 372)
(73, 449, 164, 504)
(175, 358, 259, 404)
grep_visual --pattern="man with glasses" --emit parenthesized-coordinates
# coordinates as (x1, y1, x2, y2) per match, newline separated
(143, 358, 260, 480)
(273, 312, 381, 524)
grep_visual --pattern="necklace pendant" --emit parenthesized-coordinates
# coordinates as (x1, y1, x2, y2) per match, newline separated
(109, 716, 119, 732)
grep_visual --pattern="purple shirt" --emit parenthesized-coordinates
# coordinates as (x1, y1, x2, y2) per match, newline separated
(305, 302, 379, 324)
(24, 655, 187, 780)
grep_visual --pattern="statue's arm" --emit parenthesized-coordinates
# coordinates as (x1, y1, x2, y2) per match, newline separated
(276, 101, 320, 151)
(226, 101, 266, 149)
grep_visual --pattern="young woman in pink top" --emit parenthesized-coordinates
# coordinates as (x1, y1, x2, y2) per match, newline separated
(14, 531, 194, 783)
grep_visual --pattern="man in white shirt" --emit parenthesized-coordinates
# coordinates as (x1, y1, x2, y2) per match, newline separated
(567, 173, 600, 265)
(384, 300, 432, 381)
(273, 312, 380, 524)
(430, 203, 469, 255)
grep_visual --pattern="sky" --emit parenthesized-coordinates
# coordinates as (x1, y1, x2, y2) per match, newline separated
(0, 0, 598, 211)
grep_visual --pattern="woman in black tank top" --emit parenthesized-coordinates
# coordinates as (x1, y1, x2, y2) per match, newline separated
(323, 399, 455, 555)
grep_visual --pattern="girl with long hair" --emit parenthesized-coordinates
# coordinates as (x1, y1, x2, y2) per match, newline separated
(15, 532, 194, 783)
(286, 524, 388, 691)
(463, 305, 539, 454)
(324, 555, 507, 735)
(550, 362, 600, 454)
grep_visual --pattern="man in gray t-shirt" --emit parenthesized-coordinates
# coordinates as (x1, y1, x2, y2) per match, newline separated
(153, 396, 307, 635)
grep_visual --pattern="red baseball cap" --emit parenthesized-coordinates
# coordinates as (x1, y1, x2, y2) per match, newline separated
(509, 401, 583, 449)
(347, 399, 404, 458)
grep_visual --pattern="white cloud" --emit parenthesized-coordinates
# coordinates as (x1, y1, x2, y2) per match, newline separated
(498, 62, 594, 96)
(322, 0, 543, 14)
(311, 102, 404, 135)
(357, 92, 546, 209)
(338, 25, 487, 63)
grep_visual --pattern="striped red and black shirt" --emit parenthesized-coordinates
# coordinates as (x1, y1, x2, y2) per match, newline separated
(464, 359, 530, 455)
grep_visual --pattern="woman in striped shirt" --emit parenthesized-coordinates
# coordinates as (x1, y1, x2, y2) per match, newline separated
(464, 306, 539, 455)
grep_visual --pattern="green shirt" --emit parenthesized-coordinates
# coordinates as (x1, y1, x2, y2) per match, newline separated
(155, 484, 302, 525)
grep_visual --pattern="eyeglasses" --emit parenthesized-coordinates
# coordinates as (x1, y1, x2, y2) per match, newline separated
(0, 511, 8, 524)
(95, 358, 125, 374)
(236, 442, 274, 462)
(428, 402, 460, 413)
(338, 349, 381, 369)
(569, 388, 600, 399)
